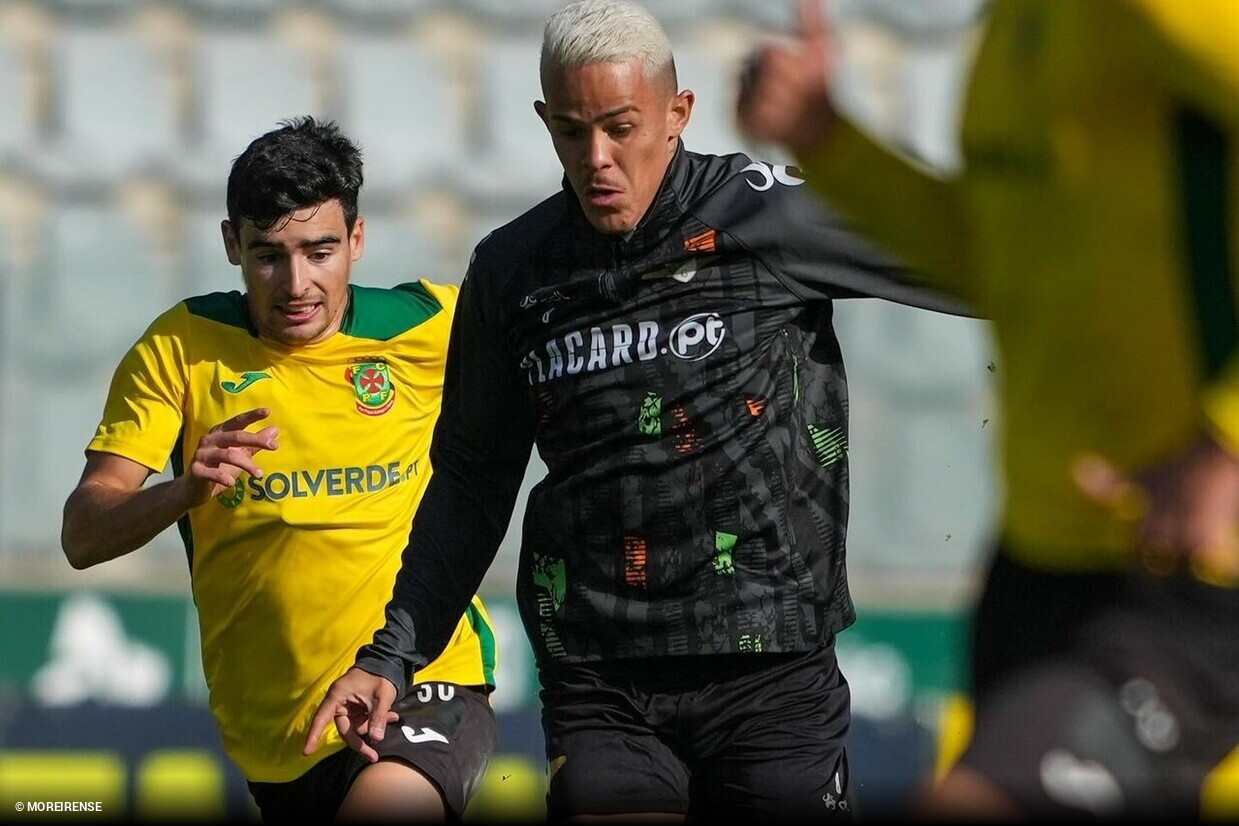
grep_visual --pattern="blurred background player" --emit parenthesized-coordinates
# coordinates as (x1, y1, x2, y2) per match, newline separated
(739, 0, 1239, 818)
(61, 117, 497, 822)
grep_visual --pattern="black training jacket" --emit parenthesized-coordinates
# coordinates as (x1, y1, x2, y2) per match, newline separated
(356, 143, 964, 685)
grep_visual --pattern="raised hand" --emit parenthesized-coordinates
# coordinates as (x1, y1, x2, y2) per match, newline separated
(183, 408, 279, 507)
(736, 0, 838, 156)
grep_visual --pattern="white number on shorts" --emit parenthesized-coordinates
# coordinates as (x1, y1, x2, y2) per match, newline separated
(401, 725, 449, 745)
(415, 684, 456, 703)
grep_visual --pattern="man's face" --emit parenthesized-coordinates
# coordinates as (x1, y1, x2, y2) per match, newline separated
(537, 59, 692, 234)
(222, 200, 363, 346)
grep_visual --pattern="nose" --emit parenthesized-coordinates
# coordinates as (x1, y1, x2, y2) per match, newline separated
(283, 256, 312, 297)
(585, 128, 612, 171)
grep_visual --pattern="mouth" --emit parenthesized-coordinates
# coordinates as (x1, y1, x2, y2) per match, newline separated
(278, 303, 321, 324)
(584, 184, 622, 208)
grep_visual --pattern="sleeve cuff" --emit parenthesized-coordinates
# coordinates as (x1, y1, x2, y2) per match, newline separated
(353, 653, 411, 693)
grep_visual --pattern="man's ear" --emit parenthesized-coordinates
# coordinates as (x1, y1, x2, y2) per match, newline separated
(669, 89, 694, 139)
(350, 215, 365, 262)
(535, 99, 549, 128)
(222, 220, 242, 266)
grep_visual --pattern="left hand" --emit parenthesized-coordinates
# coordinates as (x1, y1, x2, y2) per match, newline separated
(304, 667, 401, 763)
(1073, 434, 1239, 583)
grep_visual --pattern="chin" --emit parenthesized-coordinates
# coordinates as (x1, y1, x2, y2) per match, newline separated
(588, 212, 636, 235)
(270, 323, 322, 346)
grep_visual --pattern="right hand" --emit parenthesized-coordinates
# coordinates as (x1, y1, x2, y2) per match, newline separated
(736, 0, 839, 157)
(1073, 435, 1239, 585)
(183, 408, 279, 508)
(304, 667, 400, 764)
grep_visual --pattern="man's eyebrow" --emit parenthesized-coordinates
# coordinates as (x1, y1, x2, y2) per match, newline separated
(550, 105, 639, 125)
(246, 234, 342, 250)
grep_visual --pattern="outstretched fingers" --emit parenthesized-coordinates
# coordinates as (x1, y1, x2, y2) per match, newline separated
(209, 407, 271, 434)
(303, 669, 399, 765)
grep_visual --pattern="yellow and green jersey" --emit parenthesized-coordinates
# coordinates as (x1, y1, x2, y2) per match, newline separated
(801, 0, 1239, 571)
(87, 281, 497, 782)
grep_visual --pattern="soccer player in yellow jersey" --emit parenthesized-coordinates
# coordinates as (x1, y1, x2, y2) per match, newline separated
(60, 117, 497, 822)
(739, 0, 1239, 819)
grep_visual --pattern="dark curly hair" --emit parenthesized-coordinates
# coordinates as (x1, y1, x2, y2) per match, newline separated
(226, 116, 364, 233)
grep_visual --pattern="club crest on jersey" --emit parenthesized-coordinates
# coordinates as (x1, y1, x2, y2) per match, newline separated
(345, 361, 396, 416)
(215, 478, 245, 509)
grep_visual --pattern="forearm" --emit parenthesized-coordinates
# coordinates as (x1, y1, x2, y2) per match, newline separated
(797, 117, 976, 302)
(61, 477, 194, 569)
(353, 254, 536, 687)
(354, 439, 530, 688)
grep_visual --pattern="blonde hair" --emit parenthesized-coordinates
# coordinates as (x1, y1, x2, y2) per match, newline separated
(540, 0, 677, 92)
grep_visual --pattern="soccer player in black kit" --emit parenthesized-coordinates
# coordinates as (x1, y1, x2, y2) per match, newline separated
(308, 1, 963, 820)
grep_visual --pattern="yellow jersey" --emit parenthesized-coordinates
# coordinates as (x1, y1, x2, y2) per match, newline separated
(87, 281, 497, 782)
(801, 0, 1239, 571)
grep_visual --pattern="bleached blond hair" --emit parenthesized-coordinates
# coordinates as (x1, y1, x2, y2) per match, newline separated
(540, 0, 677, 93)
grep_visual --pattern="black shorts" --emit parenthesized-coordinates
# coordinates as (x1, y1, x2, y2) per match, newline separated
(247, 683, 496, 823)
(539, 639, 853, 823)
(960, 549, 1239, 818)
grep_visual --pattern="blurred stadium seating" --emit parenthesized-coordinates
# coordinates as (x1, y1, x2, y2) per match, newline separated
(337, 36, 465, 196)
(0, 0, 994, 585)
(39, 26, 179, 188)
(0, 0, 994, 819)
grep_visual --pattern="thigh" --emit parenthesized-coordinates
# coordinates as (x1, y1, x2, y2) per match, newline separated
(247, 746, 367, 823)
(540, 665, 690, 821)
(372, 683, 498, 819)
(692, 642, 854, 822)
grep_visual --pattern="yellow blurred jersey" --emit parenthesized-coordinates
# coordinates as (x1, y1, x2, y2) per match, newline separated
(87, 281, 497, 782)
(802, 0, 1239, 570)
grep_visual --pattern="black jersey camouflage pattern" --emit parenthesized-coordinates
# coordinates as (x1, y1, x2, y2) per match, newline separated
(356, 145, 963, 682)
